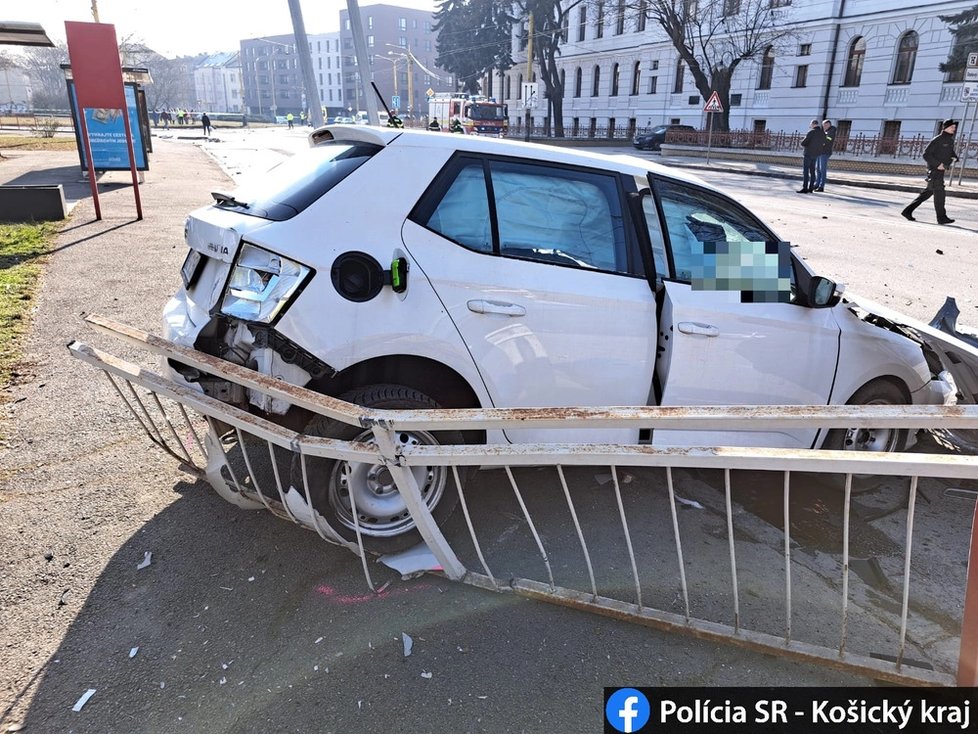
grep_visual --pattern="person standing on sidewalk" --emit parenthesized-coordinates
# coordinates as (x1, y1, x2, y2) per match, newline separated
(813, 119, 836, 192)
(201, 112, 212, 137)
(798, 119, 824, 193)
(901, 119, 959, 225)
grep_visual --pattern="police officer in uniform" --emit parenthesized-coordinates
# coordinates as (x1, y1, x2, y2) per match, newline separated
(902, 119, 959, 225)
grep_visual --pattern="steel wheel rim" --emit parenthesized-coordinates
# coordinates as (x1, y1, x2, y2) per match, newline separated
(841, 399, 899, 453)
(327, 428, 448, 537)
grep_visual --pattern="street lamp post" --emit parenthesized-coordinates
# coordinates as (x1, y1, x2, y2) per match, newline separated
(375, 53, 400, 110)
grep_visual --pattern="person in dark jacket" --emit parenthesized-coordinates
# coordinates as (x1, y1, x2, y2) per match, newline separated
(812, 119, 835, 191)
(798, 119, 824, 193)
(901, 119, 959, 225)
(201, 112, 212, 137)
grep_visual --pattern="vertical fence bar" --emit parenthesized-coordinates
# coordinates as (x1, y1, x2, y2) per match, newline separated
(666, 467, 691, 619)
(205, 417, 248, 495)
(266, 441, 301, 524)
(556, 465, 598, 599)
(783, 471, 792, 644)
(453, 466, 498, 588)
(958, 497, 978, 686)
(504, 465, 556, 591)
(896, 475, 919, 668)
(125, 381, 166, 444)
(150, 393, 193, 463)
(724, 468, 740, 633)
(175, 403, 207, 460)
(105, 373, 155, 439)
(296, 446, 355, 549)
(234, 427, 274, 513)
(610, 465, 643, 610)
(839, 474, 853, 656)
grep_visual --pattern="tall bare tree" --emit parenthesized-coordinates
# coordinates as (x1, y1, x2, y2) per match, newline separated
(515, 0, 585, 137)
(22, 42, 70, 110)
(637, 0, 794, 132)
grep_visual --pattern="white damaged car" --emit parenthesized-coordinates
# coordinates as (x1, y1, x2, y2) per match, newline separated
(163, 125, 978, 548)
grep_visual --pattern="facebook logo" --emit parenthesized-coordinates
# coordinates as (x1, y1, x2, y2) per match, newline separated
(605, 688, 651, 733)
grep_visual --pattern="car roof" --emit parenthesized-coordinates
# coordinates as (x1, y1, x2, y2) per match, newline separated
(309, 123, 716, 192)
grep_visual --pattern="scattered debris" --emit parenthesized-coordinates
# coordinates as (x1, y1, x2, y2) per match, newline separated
(136, 552, 152, 570)
(402, 632, 413, 657)
(421, 671, 432, 679)
(58, 589, 70, 607)
(5, 723, 26, 732)
(379, 544, 442, 577)
(219, 677, 227, 685)
(936, 249, 944, 255)
(315, 637, 324, 644)
(44, 551, 54, 562)
(594, 472, 634, 486)
(247, 576, 255, 582)
(129, 647, 139, 658)
(72, 688, 96, 712)
(675, 496, 704, 510)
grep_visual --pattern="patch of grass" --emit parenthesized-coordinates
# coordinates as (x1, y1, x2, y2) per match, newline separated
(0, 222, 59, 387)
(0, 135, 78, 152)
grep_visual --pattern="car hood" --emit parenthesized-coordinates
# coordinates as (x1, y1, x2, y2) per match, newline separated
(845, 293, 978, 404)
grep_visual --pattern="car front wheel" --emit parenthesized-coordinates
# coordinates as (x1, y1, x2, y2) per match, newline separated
(291, 384, 463, 553)
(820, 379, 908, 491)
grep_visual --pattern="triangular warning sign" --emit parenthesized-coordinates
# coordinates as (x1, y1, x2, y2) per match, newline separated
(703, 91, 724, 113)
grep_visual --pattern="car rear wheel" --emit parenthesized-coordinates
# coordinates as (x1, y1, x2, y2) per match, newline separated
(290, 384, 463, 554)
(819, 379, 908, 492)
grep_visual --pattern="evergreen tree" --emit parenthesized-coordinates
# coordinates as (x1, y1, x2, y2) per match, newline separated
(435, 0, 514, 95)
(940, 4, 978, 77)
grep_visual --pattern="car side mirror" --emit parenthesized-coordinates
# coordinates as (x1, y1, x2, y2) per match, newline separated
(810, 275, 841, 308)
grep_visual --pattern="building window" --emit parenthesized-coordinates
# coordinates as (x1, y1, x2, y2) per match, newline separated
(611, 63, 620, 95)
(891, 31, 918, 85)
(649, 76, 658, 94)
(842, 36, 865, 87)
(518, 73, 523, 98)
(399, 18, 406, 31)
(575, 67, 583, 97)
(631, 61, 641, 95)
(367, 16, 373, 30)
(794, 65, 808, 87)
(769, 0, 791, 7)
(616, 0, 626, 35)
(730, 93, 742, 105)
(799, 43, 811, 56)
(578, 7, 587, 42)
(757, 46, 774, 89)
(724, 0, 740, 15)
(596, 2, 605, 39)
(636, 0, 647, 32)
(592, 65, 601, 96)
(673, 59, 684, 93)
(367, 35, 375, 48)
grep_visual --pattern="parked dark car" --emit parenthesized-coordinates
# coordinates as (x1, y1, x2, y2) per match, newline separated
(633, 124, 696, 151)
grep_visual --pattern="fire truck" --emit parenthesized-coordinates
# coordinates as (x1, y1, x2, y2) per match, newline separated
(427, 93, 508, 136)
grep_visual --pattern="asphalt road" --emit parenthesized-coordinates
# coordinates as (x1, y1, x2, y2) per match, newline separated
(2, 129, 976, 733)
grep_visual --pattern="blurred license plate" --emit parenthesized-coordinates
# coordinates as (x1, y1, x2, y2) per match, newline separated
(181, 249, 204, 288)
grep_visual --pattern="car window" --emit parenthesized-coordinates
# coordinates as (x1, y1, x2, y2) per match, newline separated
(425, 161, 493, 253)
(654, 178, 793, 301)
(638, 187, 668, 281)
(216, 141, 381, 221)
(415, 156, 634, 275)
(489, 159, 627, 273)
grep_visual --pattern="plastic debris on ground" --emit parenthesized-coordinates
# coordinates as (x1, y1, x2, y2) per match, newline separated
(129, 647, 139, 658)
(72, 688, 96, 712)
(421, 671, 432, 679)
(402, 632, 413, 657)
(675, 495, 704, 510)
(378, 543, 442, 578)
(594, 472, 634, 485)
(136, 551, 152, 570)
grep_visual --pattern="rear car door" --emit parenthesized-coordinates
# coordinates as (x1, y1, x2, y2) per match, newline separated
(649, 177, 841, 449)
(403, 155, 657, 443)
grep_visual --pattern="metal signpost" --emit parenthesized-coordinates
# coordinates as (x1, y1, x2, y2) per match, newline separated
(703, 91, 723, 164)
(956, 53, 978, 185)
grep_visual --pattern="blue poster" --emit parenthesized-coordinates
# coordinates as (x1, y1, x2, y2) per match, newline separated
(69, 82, 148, 171)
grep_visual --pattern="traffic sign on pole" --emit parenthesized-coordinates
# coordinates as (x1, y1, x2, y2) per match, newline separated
(703, 91, 724, 113)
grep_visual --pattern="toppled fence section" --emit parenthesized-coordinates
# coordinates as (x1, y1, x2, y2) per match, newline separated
(69, 317, 978, 687)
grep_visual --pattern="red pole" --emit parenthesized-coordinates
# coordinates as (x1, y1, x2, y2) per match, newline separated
(76, 110, 102, 221)
(120, 102, 143, 220)
(958, 499, 978, 686)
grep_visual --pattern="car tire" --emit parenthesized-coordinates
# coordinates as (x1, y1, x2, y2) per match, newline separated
(819, 379, 908, 492)
(290, 384, 463, 554)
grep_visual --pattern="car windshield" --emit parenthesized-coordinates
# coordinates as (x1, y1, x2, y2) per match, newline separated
(469, 103, 506, 121)
(216, 142, 381, 221)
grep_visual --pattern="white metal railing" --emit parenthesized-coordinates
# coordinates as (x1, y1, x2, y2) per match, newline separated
(69, 316, 978, 687)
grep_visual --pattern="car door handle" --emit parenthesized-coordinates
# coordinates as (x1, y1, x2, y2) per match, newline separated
(678, 321, 719, 337)
(467, 299, 526, 317)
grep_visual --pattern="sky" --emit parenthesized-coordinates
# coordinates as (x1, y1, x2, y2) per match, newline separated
(5, 0, 438, 57)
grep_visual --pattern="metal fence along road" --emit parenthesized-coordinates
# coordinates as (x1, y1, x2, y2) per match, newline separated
(69, 316, 978, 688)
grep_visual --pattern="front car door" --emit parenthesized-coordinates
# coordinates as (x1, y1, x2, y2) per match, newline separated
(648, 177, 841, 449)
(403, 154, 657, 443)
